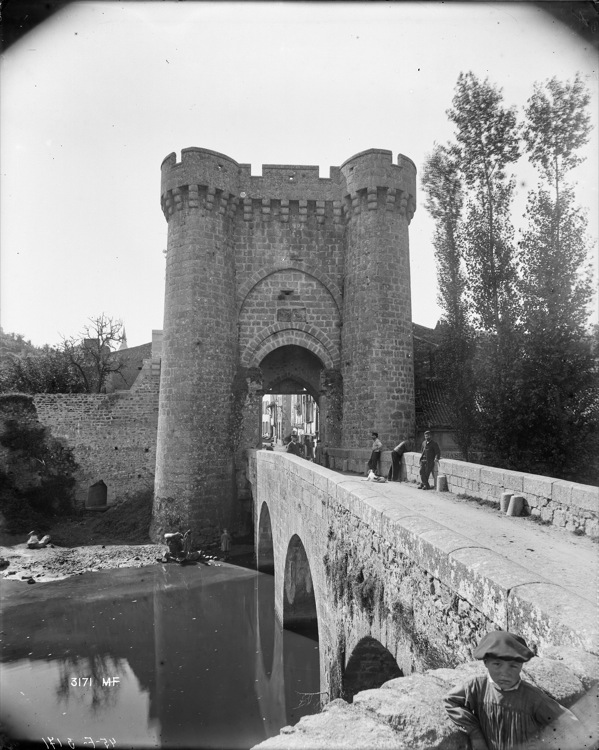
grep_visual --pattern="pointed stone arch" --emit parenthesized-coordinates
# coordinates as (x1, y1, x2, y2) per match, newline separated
(241, 325, 338, 370)
(237, 261, 343, 316)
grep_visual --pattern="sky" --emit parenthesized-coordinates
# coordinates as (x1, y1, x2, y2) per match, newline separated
(1, 1, 597, 348)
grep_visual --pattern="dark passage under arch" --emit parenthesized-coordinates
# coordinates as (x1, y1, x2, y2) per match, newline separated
(342, 636, 402, 703)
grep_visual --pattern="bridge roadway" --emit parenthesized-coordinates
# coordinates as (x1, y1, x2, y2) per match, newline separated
(333, 470, 597, 604)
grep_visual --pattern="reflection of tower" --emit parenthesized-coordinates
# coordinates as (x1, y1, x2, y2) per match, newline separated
(340, 150, 417, 447)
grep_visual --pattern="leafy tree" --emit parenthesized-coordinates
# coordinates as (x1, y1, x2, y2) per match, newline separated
(447, 72, 521, 339)
(0, 314, 126, 394)
(0, 344, 86, 393)
(61, 314, 126, 393)
(509, 74, 598, 481)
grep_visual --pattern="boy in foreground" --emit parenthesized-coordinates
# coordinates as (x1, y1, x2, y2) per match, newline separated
(444, 631, 577, 750)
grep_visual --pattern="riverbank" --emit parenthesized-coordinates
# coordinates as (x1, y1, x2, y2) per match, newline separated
(0, 498, 255, 584)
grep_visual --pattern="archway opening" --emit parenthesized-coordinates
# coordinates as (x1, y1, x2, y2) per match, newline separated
(342, 636, 403, 703)
(283, 535, 318, 641)
(260, 345, 322, 451)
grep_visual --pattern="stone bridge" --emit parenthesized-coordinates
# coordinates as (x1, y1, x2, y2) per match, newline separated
(248, 449, 598, 706)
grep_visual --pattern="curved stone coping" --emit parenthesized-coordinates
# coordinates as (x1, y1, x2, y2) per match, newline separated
(254, 451, 598, 653)
(251, 651, 599, 750)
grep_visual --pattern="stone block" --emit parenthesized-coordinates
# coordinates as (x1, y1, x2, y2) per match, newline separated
(413, 528, 480, 584)
(523, 473, 554, 501)
(541, 646, 599, 689)
(507, 583, 598, 654)
(570, 484, 599, 513)
(552, 480, 576, 506)
(353, 674, 464, 747)
(501, 469, 524, 493)
(523, 657, 585, 705)
(448, 547, 546, 627)
(250, 698, 402, 749)
(481, 466, 503, 487)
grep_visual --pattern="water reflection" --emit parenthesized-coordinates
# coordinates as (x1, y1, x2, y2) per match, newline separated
(0, 563, 320, 749)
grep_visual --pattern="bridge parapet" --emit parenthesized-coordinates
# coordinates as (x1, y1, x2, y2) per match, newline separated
(320, 448, 598, 539)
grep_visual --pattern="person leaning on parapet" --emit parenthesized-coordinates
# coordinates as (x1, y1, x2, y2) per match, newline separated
(418, 430, 440, 490)
(388, 437, 411, 482)
(444, 631, 578, 750)
(368, 432, 383, 475)
(286, 434, 299, 455)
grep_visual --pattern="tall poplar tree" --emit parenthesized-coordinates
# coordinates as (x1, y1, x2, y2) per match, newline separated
(422, 144, 478, 458)
(446, 72, 522, 462)
(513, 74, 598, 481)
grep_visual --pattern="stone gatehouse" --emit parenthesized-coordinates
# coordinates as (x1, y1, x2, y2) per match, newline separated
(152, 147, 417, 543)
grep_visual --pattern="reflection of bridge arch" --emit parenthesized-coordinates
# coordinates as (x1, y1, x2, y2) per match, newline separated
(283, 535, 318, 641)
(342, 636, 403, 703)
(257, 502, 274, 574)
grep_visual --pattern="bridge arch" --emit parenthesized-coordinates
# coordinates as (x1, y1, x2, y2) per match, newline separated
(342, 636, 403, 703)
(283, 534, 318, 640)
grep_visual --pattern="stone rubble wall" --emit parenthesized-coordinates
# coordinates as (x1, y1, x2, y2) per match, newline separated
(0, 358, 160, 507)
(251, 649, 599, 749)
(323, 449, 599, 539)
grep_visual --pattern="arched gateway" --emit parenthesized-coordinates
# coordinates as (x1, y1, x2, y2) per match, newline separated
(151, 147, 417, 543)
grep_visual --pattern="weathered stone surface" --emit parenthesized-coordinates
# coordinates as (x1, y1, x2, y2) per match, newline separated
(523, 658, 585, 706)
(353, 673, 461, 746)
(541, 646, 599, 689)
(507, 583, 598, 653)
(251, 699, 403, 749)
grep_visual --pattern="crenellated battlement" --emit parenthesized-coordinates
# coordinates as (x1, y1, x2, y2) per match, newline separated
(160, 147, 416, 223)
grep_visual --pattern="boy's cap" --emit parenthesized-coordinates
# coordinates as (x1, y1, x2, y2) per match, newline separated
(473, 631, 534, 662)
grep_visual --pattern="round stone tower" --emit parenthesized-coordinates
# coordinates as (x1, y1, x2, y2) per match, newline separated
(152, 148, 241, 544)
(339, 149, 417, 448)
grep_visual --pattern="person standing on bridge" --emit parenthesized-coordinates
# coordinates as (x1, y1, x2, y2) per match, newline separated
(388, 437, 411, 481)
(418, 430, 440, 489)
(368, 432, 383, 475)
(286, 434, 299, 455)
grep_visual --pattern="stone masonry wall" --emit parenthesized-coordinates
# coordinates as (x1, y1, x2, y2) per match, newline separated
(25, 358, 159, 506)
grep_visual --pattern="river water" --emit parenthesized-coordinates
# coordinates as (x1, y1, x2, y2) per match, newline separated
(0, 562, 321, 749)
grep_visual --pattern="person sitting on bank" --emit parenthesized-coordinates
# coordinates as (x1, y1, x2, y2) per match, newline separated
(368, 432, 383, 475)
(388, 437, 411, 481)
(26, 531, 51, 549)
(418, 430, 440, 489)
(444, 630, 577, 750)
